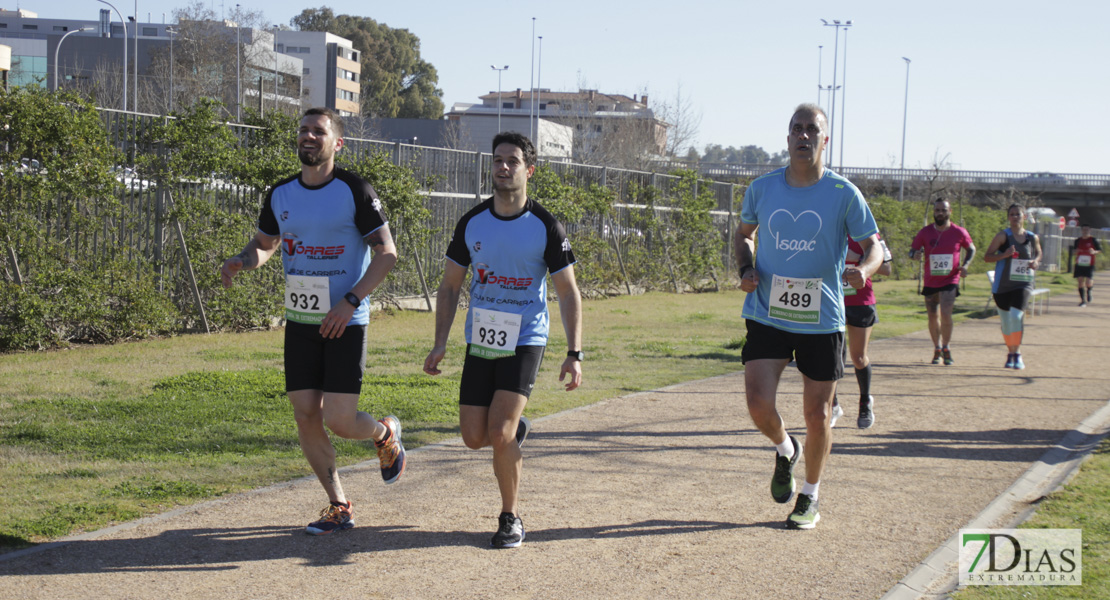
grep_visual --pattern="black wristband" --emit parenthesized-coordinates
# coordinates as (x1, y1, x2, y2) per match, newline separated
(739, 265, 754, 278)
(343, 292, 361, 308)
(567, 350, 584, 361)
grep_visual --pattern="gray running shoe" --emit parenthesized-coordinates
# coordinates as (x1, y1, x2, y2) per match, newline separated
(516, 416, 532, 448)
(491, 512, 525, 548)
(857, 396, 875, 429)
(786, 493, 820, 530)
(771, 435, 801, 504)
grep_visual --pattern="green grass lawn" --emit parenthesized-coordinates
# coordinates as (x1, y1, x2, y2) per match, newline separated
(0, 272, 1089, 554)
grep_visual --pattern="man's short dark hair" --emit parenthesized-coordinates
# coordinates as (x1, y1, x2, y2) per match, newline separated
(303, 107, 344, 138)
(492, 132, 536, 167)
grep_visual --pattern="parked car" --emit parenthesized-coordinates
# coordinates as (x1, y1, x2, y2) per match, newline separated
(1017, 172, 1067, 185)
(111, 166, 152, 192)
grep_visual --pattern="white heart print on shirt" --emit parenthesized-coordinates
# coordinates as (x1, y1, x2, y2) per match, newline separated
(767, 209, 824, 261)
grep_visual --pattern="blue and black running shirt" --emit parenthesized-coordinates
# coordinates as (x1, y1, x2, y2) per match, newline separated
(258, 168, 388, 326)
(445, 197, 576, 347)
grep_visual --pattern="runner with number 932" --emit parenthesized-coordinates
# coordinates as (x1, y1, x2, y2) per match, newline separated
(288, 293, 320, 311)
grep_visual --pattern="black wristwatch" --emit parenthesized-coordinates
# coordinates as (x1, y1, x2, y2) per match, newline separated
(343, 292, 361, 308)
(739, 264, 754, 278)
(567, 350, 584, 362)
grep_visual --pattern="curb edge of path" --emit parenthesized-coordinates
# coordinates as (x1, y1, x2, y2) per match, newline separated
(881, 398, 1110, 600)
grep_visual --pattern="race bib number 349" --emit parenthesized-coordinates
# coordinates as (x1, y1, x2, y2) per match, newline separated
(769, 275, 822, 324)
(285, 275, 331, 324)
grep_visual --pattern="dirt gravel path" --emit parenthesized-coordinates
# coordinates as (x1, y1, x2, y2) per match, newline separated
(3, 299, 1109, 599)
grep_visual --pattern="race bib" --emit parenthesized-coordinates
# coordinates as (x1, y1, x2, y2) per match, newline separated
(1010, 259, 1034, 283)
(929, 253, 957, 276)
(769, 275, 822, 324)
(469, 308, 522, 359)
(285, 275, 331, 324)
(1077, 255, 1092, 267)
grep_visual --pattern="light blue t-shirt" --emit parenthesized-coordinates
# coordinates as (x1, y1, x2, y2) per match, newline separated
(740, 167, 878, 333)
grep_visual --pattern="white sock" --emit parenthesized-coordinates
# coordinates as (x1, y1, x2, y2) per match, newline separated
(775, 438, 794, 459)
(801, 481, 820, 499)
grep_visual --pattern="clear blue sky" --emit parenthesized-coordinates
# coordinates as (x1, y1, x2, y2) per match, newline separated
(36, 0, 1110, 174)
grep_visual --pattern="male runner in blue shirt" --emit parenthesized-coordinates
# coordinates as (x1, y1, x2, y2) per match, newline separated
(734, 104, 881, 529)
(424, 132, 583, 549)
(221, 107, 405, 536)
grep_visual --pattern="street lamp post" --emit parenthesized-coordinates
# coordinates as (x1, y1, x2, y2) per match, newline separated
(133, 0, 138, 113)
(536, 36, 543, 156)
(54, 27, 94, 91)
(899, 57, 912, 202)
(97, 0, 127, 111)
(816, 45, 822, 105)
(273, 26, 280, 113)
(235, 4, 241, 121)
(838, 25, 850, 171)
(491, 65, 508, 132)
(529, 17, 535, 142)
(166, 26, 176, 113)
(820, 19, 852, 168)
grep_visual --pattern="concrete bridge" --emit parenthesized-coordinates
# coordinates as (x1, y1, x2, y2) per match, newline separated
(688, 163, 1110, 228)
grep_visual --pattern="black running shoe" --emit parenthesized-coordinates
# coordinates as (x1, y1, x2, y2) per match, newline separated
(491, 512, 525, 549)
(516, 416, 532, 448)
(857, 395, 875, 429)
(771, 435, 801, 504)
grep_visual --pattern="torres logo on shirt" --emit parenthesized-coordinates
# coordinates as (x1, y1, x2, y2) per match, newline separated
(475, 262, 533, 289)
(281, 233, 345, 259)
(767, 209, 823, 260)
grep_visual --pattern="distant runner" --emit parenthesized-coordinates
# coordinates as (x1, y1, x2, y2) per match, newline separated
(735, 103, 880, 530)
(983, 204, 1042, 369)
(1073, 224, 1101, 307)
(909, 199, 976, 365)
(831, 234, 892, 429)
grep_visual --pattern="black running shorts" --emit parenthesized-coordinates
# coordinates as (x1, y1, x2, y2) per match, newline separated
(844, 304, 878, 329)
(459, 345, 546, 406)
(740, 319, 844, 382)
(993, 288, 1032, 312)
(1074, 265, 1094, 279)
(284, 321, 367, 394)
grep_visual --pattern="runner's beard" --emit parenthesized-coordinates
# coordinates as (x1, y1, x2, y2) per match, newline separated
(934, 216, 950, 227)
(299, 148, 327, 167)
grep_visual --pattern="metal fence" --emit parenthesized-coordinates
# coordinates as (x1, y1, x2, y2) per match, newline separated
(81, 109, 739, 316)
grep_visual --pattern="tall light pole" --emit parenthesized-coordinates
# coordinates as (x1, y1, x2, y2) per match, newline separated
(536, 35, 543, 156)
(529, 17, 536, 142)
(133, 0, 138, 112)
(899, 57, 912, 202)
(816, 45, 822, 105)
(491, 65, 508, 132)
(97, 0, 127, 111)
(235, 4, 241, 121)
(820, 18, 852, 168)
(273, 26, 280, 112)
(166, 26, 176, 113)
(838, 25, 850, 171)
(54, 27, 94, 91)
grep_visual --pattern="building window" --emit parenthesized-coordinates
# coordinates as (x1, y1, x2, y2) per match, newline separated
(23, 24, 38, 30)
(275, 43, 284, 52)
(0, 23, 7, 29)
(303, 68, 310, 74)
(539, 103, 547, 110)
(143, 27, 157, 36)
(502, 102, 513, 109)
(54, 26, 68, 31)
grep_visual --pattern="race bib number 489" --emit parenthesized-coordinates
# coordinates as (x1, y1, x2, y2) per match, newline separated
(769, 275, 822, 324)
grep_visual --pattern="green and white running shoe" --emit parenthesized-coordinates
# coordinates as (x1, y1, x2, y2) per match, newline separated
(771, 436, 801, 504)
(786, 493, 820, 530)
